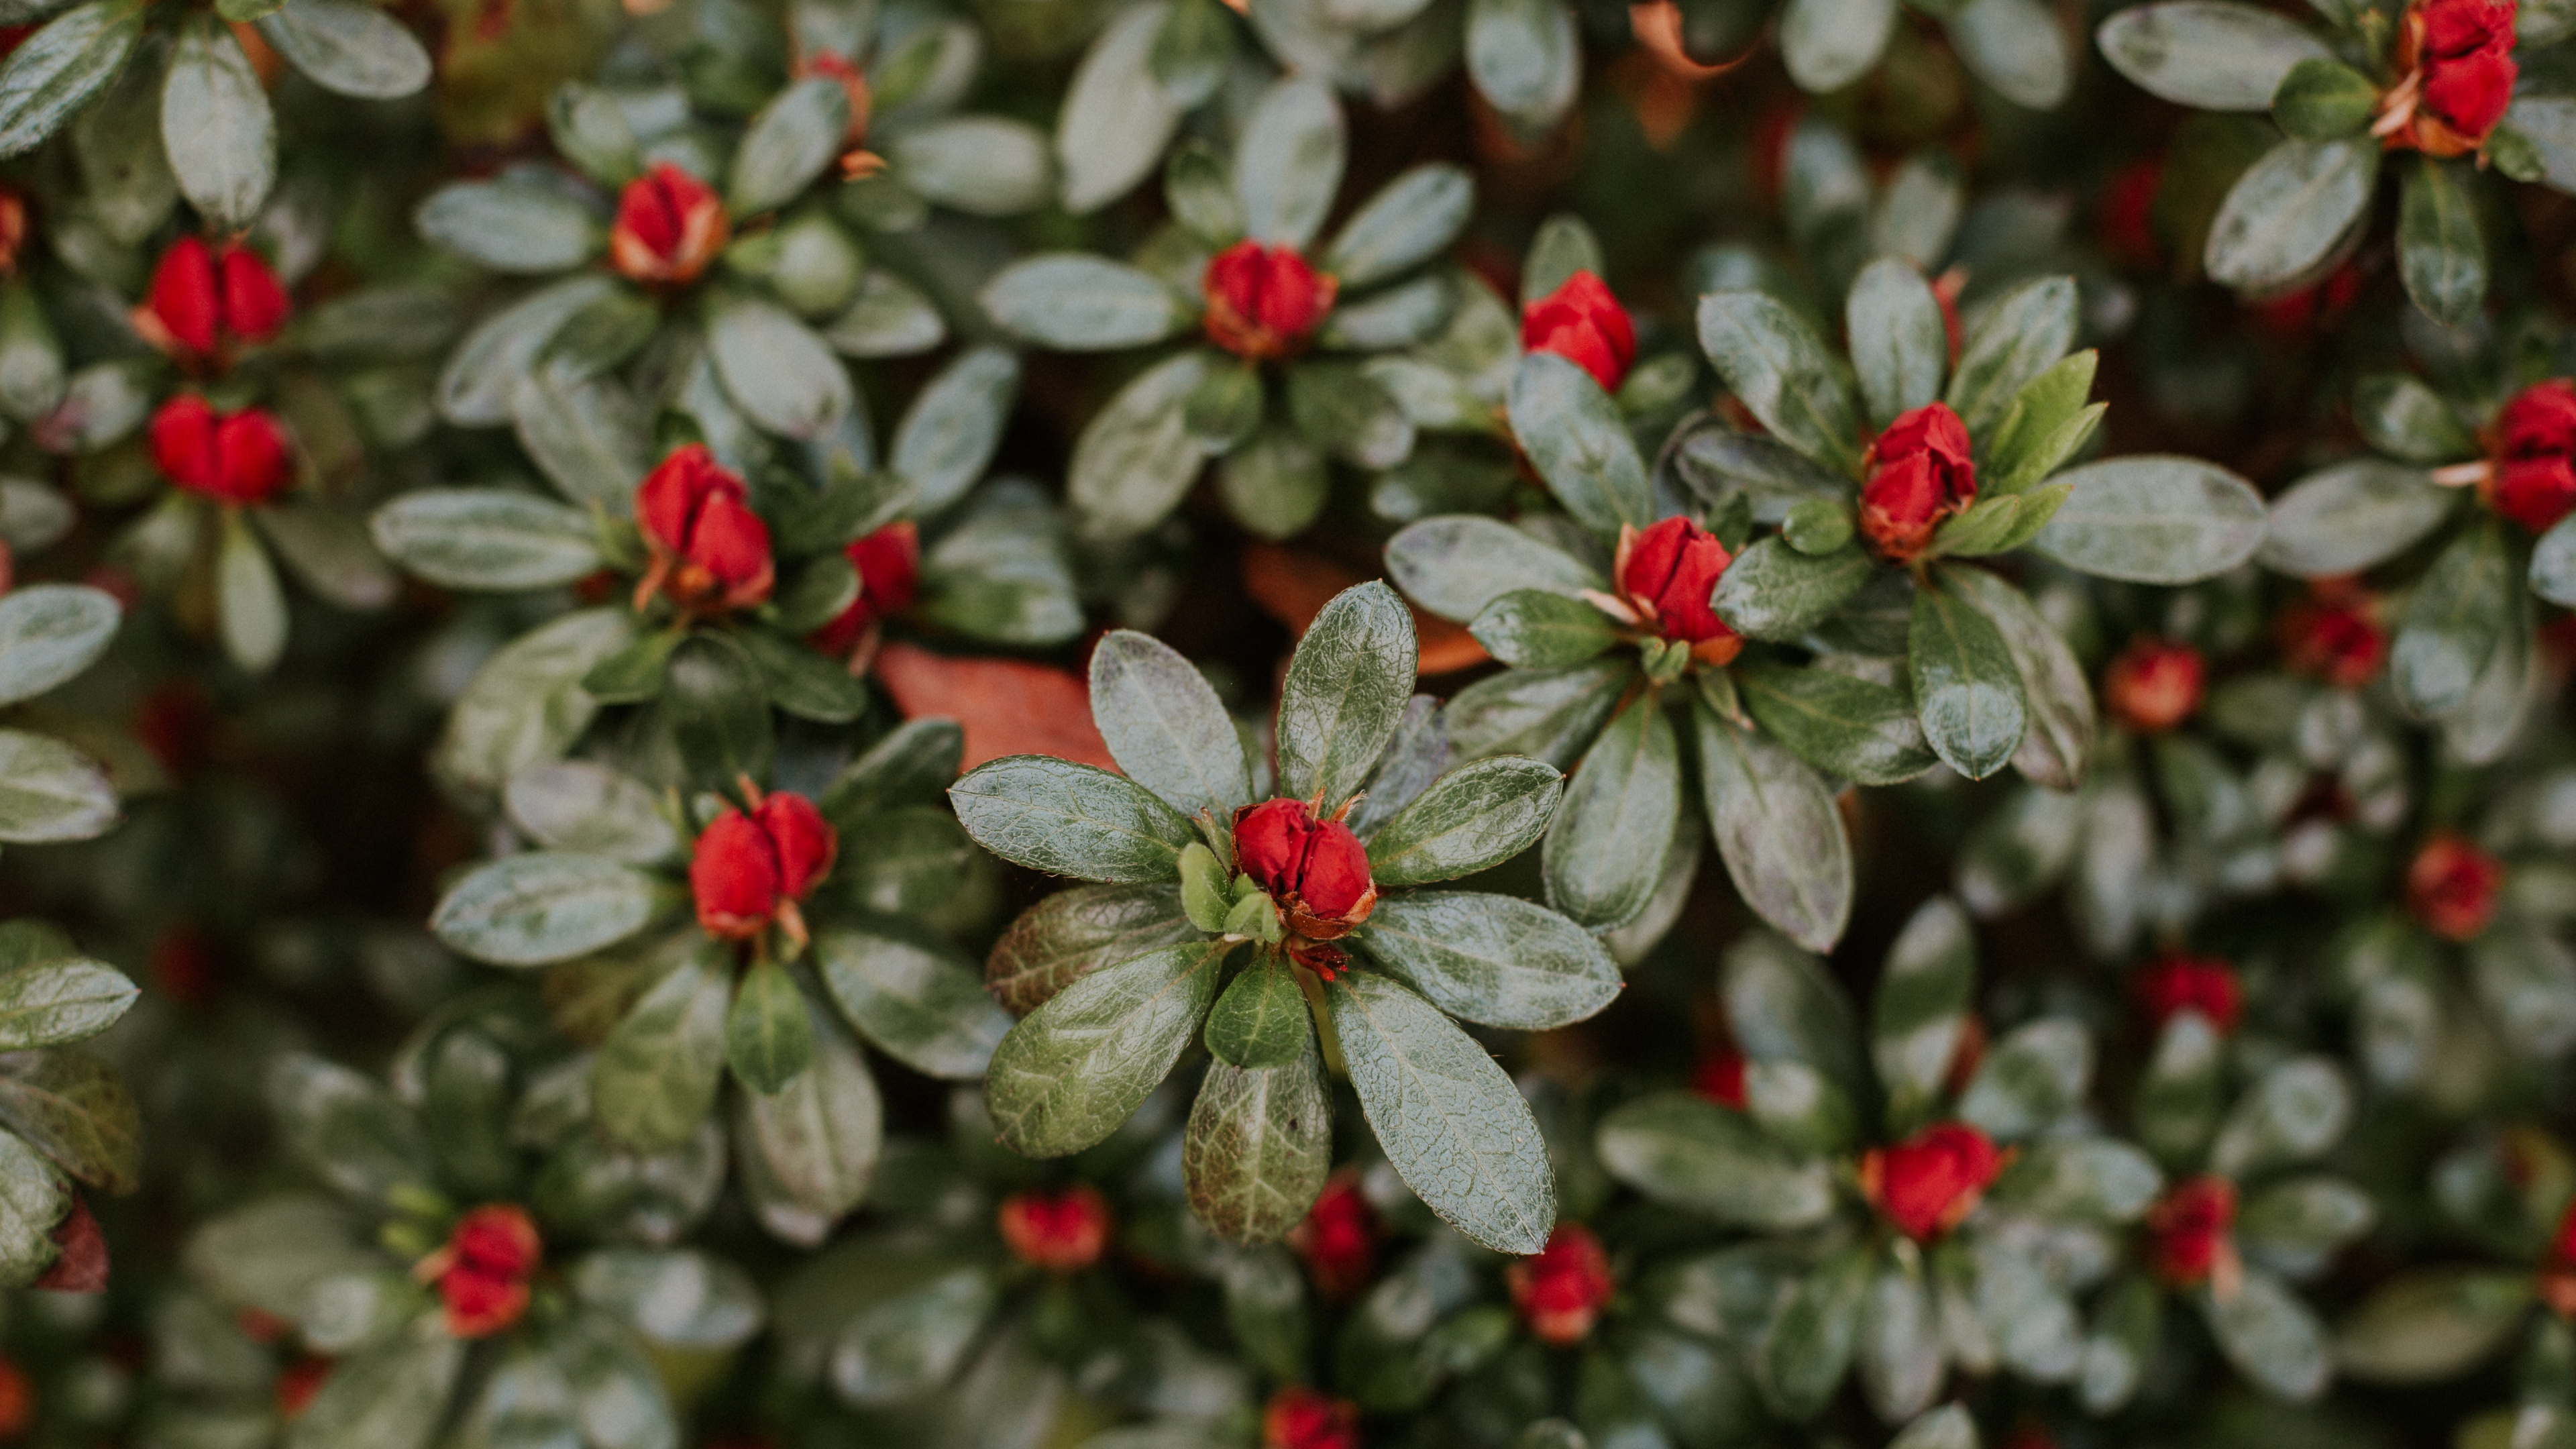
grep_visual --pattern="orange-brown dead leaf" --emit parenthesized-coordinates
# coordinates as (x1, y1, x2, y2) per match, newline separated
(1626, 1, 1757, 80)
(1241, 543, 1489, 676)
(875, 643, 1118, 771)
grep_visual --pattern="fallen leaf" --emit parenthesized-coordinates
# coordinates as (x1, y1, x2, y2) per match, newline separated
(1242, 543, 1490, 676)
(876, 643, 1118, 771)
(1627, 1, 1758, 80)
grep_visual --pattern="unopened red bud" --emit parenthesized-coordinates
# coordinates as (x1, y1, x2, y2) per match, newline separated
(1262, 1386, 1360, 1449)
(1506, 1223, 1615, 1346)
(1202, 242, 1336, 361)
(609, 164, 731, 287)
(2407, 830, 2503, 942)
(2145, 1175, 2237, 1287)
(997, 1183, 1112, 1273)
(635, 445, 774, 614)
(1521, 270, 1635, 392)
(1859, 403, 1976, 563)
(1290, 1169, 1377, 1301)
(1232, 798, 1377, 938)
(690, 791, 836, 941)
(1617, 517, 1739, 659)
(2133, 953, 2243, 1034)
(808, 521, 920, 657)
(1860, 1122, 2003, 1242)
(2104, 638, 2204, 733)
(150, 396, 294, 506)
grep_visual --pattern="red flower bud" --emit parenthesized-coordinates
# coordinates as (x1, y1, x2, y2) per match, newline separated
(2407, 830, 2504, 942)
(2389, 0, 2519, 154)
(1261, 1386, 1360, 1449)
(1505, 1223, 1615, 1346)
(1521, 270, 1636, 392)
(32, 1195, 105, 1292)
(2423, 48, 2517, 138)
(608, 164, 731, 288)
(2491, 380, 2576, 532)
(996, 1183, 1112, 1273)
(2144, 1175, 2238, 1287)
(2277, 591, 2387, 688)
(1232, 798, 1378, 938)
(0, 185, 28, 277)
(690, 790, 836, 942)
(134, 237, 291, 367)
(1289, 1169, 1377, 1301)
(635, 444, 775, 614)
(2133, 953, 2243, 1034)
(274, 1356, 331, 1421)
(2103, 637, 2204, 733)
(1860, 1122, 2004, 1242)
(149, 396, 294, 506)
(1690, 1049, 1748, 1109)
(434, 1205, 540, 1338)
(0, 1358, 29, 1439)
(808, 521, 920, 657)
(1860, 403, 1976, 563)
(2542, 1198, 2576, 1316)
(1202, 241, 1337, 361)
(1615, 517, 1740, 661)
(2097, 158, 2163, 272)
(149, 923, 219, 1008)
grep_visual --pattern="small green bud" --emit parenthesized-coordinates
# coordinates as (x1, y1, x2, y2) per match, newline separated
(1782, 498, 1854, 555)
(1224, 888, 1283, 943)
(1180, 843, 1232, 932)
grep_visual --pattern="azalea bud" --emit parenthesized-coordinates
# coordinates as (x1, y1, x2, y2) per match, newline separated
(435, 1204, 541, 1338)
(1289, 1169, 1377, 1301)
(1231, 798, 1377, 939)
(1261, 1386, 1360, 1449)
(1859, 403, 1976, 563)
(1616, 517, 1740, 662)
(690, 791, 837, 941)
(2144, 1175, 2238, 1287)
(808, 521, 921, 657)
(2277, 592, 2387, 688)
(2391, 0, 2519, 154)
(608, 163, 731, 288)
(2103, 637, 2204, 733)
(1201, 241, 1337, 361)
(2406, 830, 2503, 942)
(274, 1356, 331, 1420)
(1521, 270, 1636, 392)
(2096, 157, 2163, 271)
(0, 1357, 28, 1439)
(1505, 1223, 1615, 1346)
(996, 1183, 1112, 1273)
(133, 237, 290, 366)
(2543, 1199, 2576, 1316)
(635, 445, 775, 614)
(33, 1195, 107, 1292)
(150, 396, 294, 506)
(2133, 953, 2243, 1034)
(2491, 380, 2576, 532)
(1690, 1048, 1747, 1109)
(1860, 1122, 2003, 1242)
(0, 186, 28, 276)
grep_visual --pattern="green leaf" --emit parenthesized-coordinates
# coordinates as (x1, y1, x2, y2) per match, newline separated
(436, 274, 615, 426)
(1948, 0, 2069, 106)
(545, 82, 638, 186)
(1543, 697, 1680, 930)
(1468, 590, 1617, 667)
(1945, 276, 2077, 437)
(1054, 2, 1181, 215)
(1872, 896, 1974, 1132)
(739, 627, 869, 724)
(1734, 662, 1935, 786)
(2353, 374, 2477, 463)
(1696, 290, 1862, 473)
(216, 508, 287, 674)
(822, 270, 947, 358)
(2210, 1055, 2351, 1180)
(1445, 658, 1630, 768)
(0, 730, 115, 843)
(1860, 1260, 1943, 1424)
(1364, 757, 1562, 888)
(738, 1009, 881, 1239)
(1385, 516, 1602, 625)
(415, 179, 597, 274)
(1723, 929, 1864, 1088)
(256, 0, 431, 99)
(1930, 484, 2070, 558)
(1780, 0, 1896, 92)
(1287, 361, 1411, 470)
(0, 2, 144, 159)
(662, 633, 773, 788)
(2029, 455, 2269, 584)
(1764, 1248, 1872, 1419)
(727, 959, 815, 1095)
(1185, 1028, 1332, 1244)
(2259, 459, 2451, 576)
(1595, 1091, 1835, 1228)
(1465, 0, 1577, 125)
(0, 955, 133, 1051)
(1089, 629, 1252, 821)
(513, 354, 653, 510)
(432, 607, 634, 797)
(983, 938, 1228, 1157)
(1215, 425, 1327, 541)
(1984, 352, 2102, 494)
(1847, 259, 1945, 429)
(1327, 971, 1555, 1254)
(2398, 158, 2485, 327)
(1324, 164, 1475, 289)
(812, 923, 1011, 1079)
(1694, 704, 1851, 953)
(1234, 77, 1343, 250)
(266, 1053, 431, 1207)
(594, 948, 732, 1151)
(827, 1262, 1001, 1405)
(1277, 580, 1417, 808)
(0, 1132, 64, 1288)
(2272, 56, 2379, 140)
(162, 20, 274, 232)
(885, 117, 1052, 217)
(893, 345, 1017, 515)
(729, 76, 847, 216)
(2095, 1, 2332, 109)
(285, 1336, 462, 1449)
(707, 292, 851, 439)
(950, 754, 1199, 883)
(0, 585, 115, 707)
(370, 490, 602, 591)
(2392, 520, 2512, 719)
(1991, 1137, 2161, 1222)
(0, 1051, 138, 1193)
(429, 852, 659, 967)
(1909, 574, 2027, 780)
(1069, 350, 1210, 540)
(979, 255, 1191, 351)
(2535, 513, 2576, 607)
(2335, 1269, 2533, 1383)
(1957, 1017, 2090, 1138)
(1521, 215, 1603, 305)
(2203, 1269, 2331, 1401)
(1507, 352, 1651, 534)
(983, 883, 1194, 1018)
(1204, 955, 1309, 1068)
(1942, 566, 2092, 788)
(1354, 890, 1618, 1030)
(1711, 538, 1873, 641)
(2204, 138, 2379, 292)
